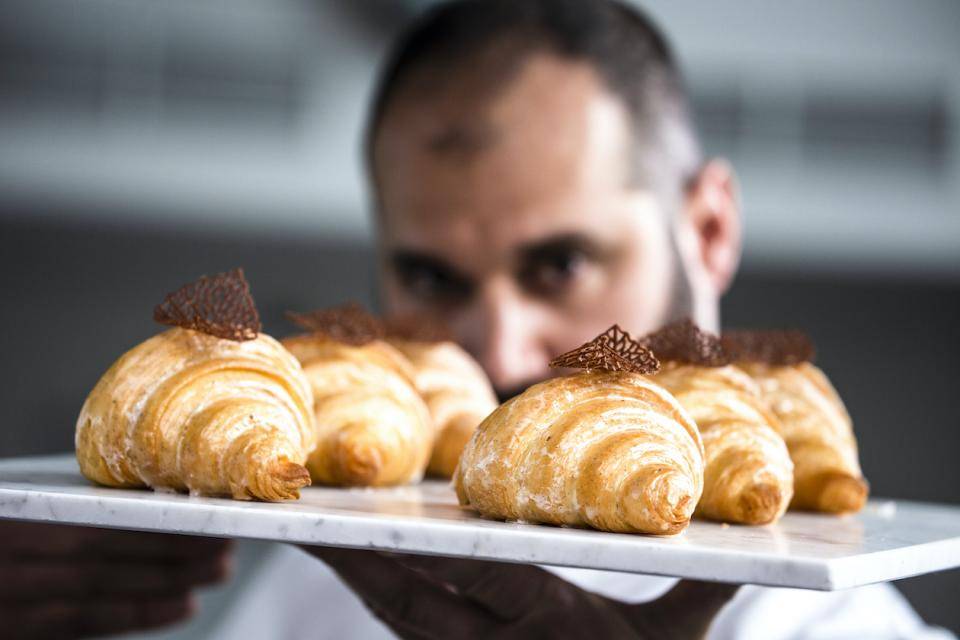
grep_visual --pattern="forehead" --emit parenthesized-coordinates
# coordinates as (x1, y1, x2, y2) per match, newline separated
(373, 54, 636, 252)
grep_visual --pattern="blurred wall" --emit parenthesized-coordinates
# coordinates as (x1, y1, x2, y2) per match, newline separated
(2, 0, 958, 274)
(1, 0, 958, 633)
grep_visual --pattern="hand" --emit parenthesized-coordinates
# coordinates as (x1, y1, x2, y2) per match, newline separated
(304, 547, 738, 640)
(0, 521, 232, 639)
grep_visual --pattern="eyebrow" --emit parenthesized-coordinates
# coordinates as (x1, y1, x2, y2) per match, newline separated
(426, 122, 499, 159)
(516, 233, 613, 264)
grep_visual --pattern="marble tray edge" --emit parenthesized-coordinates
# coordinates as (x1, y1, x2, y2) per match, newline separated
(825, 536, 960, 590)
(0, 485, 838, 591)
(3, 455, 959, 592)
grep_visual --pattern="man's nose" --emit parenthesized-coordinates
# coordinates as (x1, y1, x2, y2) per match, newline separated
(459, 277, 550, 396)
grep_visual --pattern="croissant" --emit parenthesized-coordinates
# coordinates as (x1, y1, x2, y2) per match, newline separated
(455, 372, 704, 535)
(653, 364, 793, 525)
(738, 362, 867, 513)
(388, 339, 498, 477)
(76, 328, 316, 501)
(282, 334, 433, 486)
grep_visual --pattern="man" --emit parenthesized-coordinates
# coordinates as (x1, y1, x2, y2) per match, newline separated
(0, 1, 950, 638)
(296, 2, 947, 638)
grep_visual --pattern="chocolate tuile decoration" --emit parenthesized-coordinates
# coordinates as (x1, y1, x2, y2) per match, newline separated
(153, 268, 261, 341)
(549, 324, 660, 374)
(285, 302, 385, 346)
(383, 313, 455, 343)
(639, 318, 729, 367)
(720, 329, 815, 366)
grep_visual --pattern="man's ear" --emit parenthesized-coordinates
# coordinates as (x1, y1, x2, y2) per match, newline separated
(683, 159, 742, 294)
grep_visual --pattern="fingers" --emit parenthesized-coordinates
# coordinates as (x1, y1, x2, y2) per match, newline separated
(389, 554, 561, 622)
(0, 521, 231, 561)
(88, 530, 233, 561)
(0, 523, 233, 601)
(0, 554, 231, 599)
(0, 593, 195, 640)
(0, 522, 232, 638)
(305, 547, 494, 638)
(0, 521, 107, 557)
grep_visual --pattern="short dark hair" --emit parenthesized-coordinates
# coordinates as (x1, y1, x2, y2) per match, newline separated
(366, 0, 702, 201)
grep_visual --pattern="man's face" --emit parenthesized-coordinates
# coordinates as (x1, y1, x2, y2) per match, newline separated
(374, 54, 684, 397)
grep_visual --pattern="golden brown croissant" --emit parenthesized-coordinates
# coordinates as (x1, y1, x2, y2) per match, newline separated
(76, 328, 316, 501)
(455, 372, 705, 535)
(653, 364, 793, 525)
(738, 362, 867, 513)
(282, 334, 433, 486)
(388, 339, 498, 477)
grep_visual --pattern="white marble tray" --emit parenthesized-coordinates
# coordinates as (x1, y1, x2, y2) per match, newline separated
(1, 455, 958, 591)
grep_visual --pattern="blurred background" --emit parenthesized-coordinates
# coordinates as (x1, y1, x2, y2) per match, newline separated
(1, 0, 958, 634)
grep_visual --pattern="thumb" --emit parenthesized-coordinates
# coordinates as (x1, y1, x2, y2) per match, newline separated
(633, 580, 740, 640)
(659, 579, 740, 612)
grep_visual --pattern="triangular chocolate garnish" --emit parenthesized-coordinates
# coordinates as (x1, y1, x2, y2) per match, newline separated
(383, 313, 455, 343)
(153, 268, 261, 341)
(720, 329, 815, 365)
(286, 302, 385, 346)
(549, 324, 660, 374)
(640, 318, 728, 367)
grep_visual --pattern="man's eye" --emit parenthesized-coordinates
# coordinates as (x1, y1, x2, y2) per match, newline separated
(394, 261, 471, 305)
(519, 250, 585, 297)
